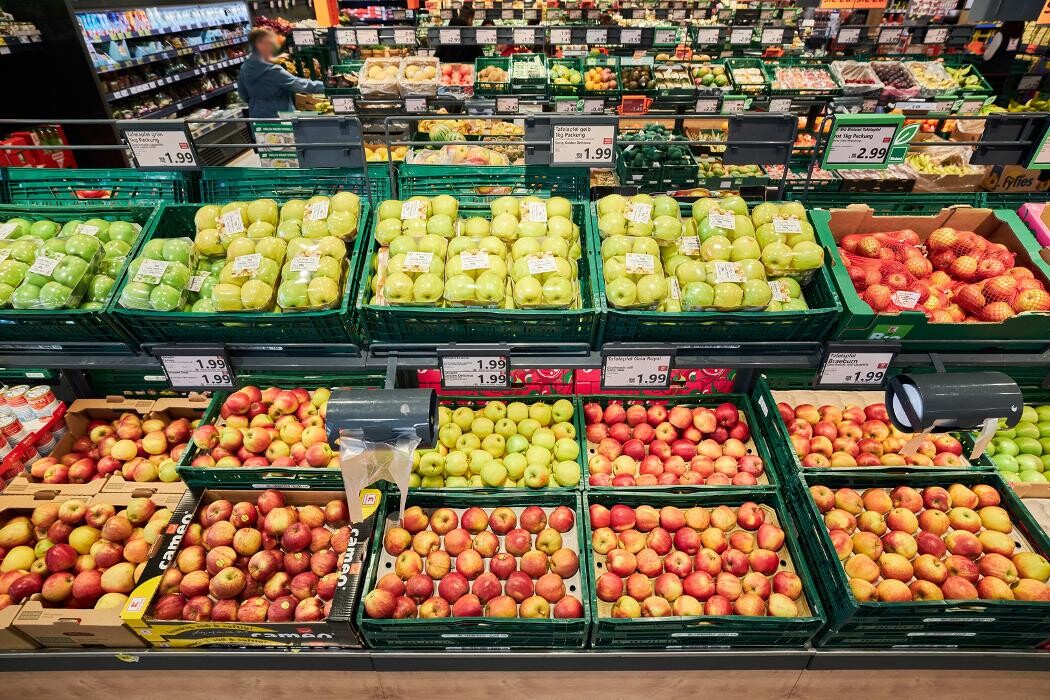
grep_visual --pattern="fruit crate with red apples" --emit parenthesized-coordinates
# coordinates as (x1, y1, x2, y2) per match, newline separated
(757, 387, 995, 475)
(356, 201, 600, 344)
(587, 211, 844, 344)
(108, 202, 370, 345)
(578, 395, 779, 490)
(813, 205, 1050, 345)
(2, 168, 191, 206)
(10, 488, 184, 647)
(0, 204, 159, 348)
(419, 396, 585, 492)
(584, 490, 825, 648)
(356, 490, 592, 648)
(122, 485, 382, 647)
(789, 471, 1050, 648)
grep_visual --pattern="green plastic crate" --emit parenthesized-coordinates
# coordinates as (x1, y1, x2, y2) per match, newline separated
(766, 60, 843, 98)
(198, 167, 376, 204)
(0, 204, 158, 346)
(804, 193, 977, 214)
(549, 57, 583, 97)
(108, 203, 368, 345)
(1, 168, 191, 206)
(356, 490, 593, 648)
(590, 205, 844, 343)
(86, 368, 181, 398)
(582, 55, 621, 98)
(356, 202, 600, 344)
(584, 489, 825, 648)
(812, 206, 1050, 345)
(397, 164, 589, 204)
(329, 60, 365, 95)
(474, 56, 512, 96)
(725, 57, 770, 95)
(787, 470, 1050, 648)
(577, 390, 780, 492)
(510, 53, 548, 95)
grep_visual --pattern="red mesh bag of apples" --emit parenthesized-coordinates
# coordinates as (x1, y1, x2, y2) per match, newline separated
(840, 249, 944, 315)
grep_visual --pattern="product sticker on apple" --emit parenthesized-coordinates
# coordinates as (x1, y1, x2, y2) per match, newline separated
(186, 273, 207, 292)
(220, 210, 245, 236)
(0, 223, 16, 240)
(709, 208, 736, 231)
(526, 253, 558, 275)
(768, 279, 790, 302)
(772, 216, 802, 234)
(890, 290, 919, 309)
(460, 250, 490, 271)
(305, 200, 330, 222)
(625, 252, 655, 274)
(75, 224, 101, 237)
(678, 236, 700, 256)
(134, 259, 170, 285)
(522, 201, 548, 223)
(713, 261, 745, 283)
(625, 202, 653, 224)
(670, 276, 681, 300)
(290, 254, 321, 272)
(403, 251, 434, 272)
(232, 253, 263, 277)
(401, 200, 427, 220)
(28, 252, 63, 277)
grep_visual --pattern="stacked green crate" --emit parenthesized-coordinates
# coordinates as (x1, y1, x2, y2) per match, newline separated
(2, 168, 191, 206)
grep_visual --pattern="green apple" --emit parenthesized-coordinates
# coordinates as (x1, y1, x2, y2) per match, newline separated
(523, 464, 550, 488)
(38, 281, 73, 309)
(652, 195, 679, 219)
(505, 453, 527, 480)
(779, 201, 806, 220)
(552, 460, 580, 487)
(682, 281, 715, 310)
(1016, 453, 1044, 472)
(196, 205, 222, 231)
(87, 274, 115, 302)
(1022, 405, 1039, 423)
(751, 202, 778, 228)
(636, 274, 667, 306)
(278, 280, 309, 308)
(247, 199, 279, 226)
(513, 277, 543, 307)
(719, 195, 748, 215)
(490, 213, 518, 240)
(652, 215, 682, 243)
(480, 461, 508, 487)
(481, 434, 505, 458)
(308, 277, 340, 307)
(506, 434, 529, 454)
(605, 277, 637, 308)
(445, 274, 476, 303)
(553, 437, 579, 462)
(412, 273, 443, 303)
(490, 196, 519, 218)
(598, 193, 627, 216)
(0, 260, 27, 287)
(1016, 422, 1040, 440)
(507, 402, 529, 423)
(712, 282, 744, 309)
(742, 279, 772, 307)
(994, 453, 1019, 472)
(541, 276, 575, 306)
(676, 260, 706, 285)
(240, 279, 273, 310)
(1017, 437, 1043, 456)
(439, 422, 462, 449)
(738, 259, 765, 281)
(517, 418, 541, 441)
(444, 451, 468, 476)
(494, 418, 517, 439)
(10, 282, 40, 308)
(1020, 470, 1049, 484)
(463, 217, 490, 237)
(730, 236, 761, 261)
(1037, 406, 1050, 423)
(598, 213, 627, 237)
(761, 241, 794, 270)
(700, 235, 732, 262)
(29, 220, 59, 239)
(52, 256, 89, 288)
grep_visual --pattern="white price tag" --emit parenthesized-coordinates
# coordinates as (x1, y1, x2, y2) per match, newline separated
(826, 124, 897, 166)
(394, 28, 416, 45)
(133, 259, 169, 284)
(551, 123, 615, 165)
(522, 201, 548, 222)
(439, 29, 461, 45)
(772, 216, 802, 234)
(526, 254, 558, 275)
(305, 200, 330, 221)
(357, 29, 379, 44)
(405, 97, 428, 113)
(959, 99, 985, 115)
(514, 28, 534, 45)
(231, 253, 262, 277)
(891, 290, 920, 309)
(0, 223, 16, 240)
(220, 210, 245, 236)
(583, 99, 605, 114)
(713, 261, 745, 283)
(549, 28, 571, 44)
(586, 29, 608, 44)
(624, 202, 652, 224)
(925, 27, 950, 44)
(403, 251, 434, 273)
(695, 97, 719, 113)
(669, 277, 680, 300)
(655, 29, 678, 44)
(460, 250, 490, 271)
(878, 27, 903, 44)
(678, 236, 700, 255)
(496, 96, 519, 113)
(290, 254, 321, 273)
(73, 224, 99, 237)
(625, 253, 655, 274)
(556, 99, 579, 113)
(620, 29, 642, 45)
(477, 28, 498, 44)
(335, 28, 357, 44)
(769, 97, 792, 113)
(333, 96, 356, 114)
(1008, 38, 1020, 51)
(722, 98, 746, 114)
(28, 253, 62, 277)
(818, 351, 894, 387)
(502, 8, 514, 19)
(292, 29, 315, 46)
(159, 353, 234, 389)
(123, 128, 198, 168)
(730, 27, 752, 44)
(601, 353, 673, 389)
(440, 354, 509, 388)
(768, 280, 790, 302)
(761, 27, 783, 45)
(401, 200, 426, 220)
(695, 27, 719, 44)
(837, 27, 861, 44)
(672, 9, 686, 20)
(186, 273, 207, 292)
(709, 208, 736, 230)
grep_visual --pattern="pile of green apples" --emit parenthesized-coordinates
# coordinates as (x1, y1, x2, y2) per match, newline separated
(413, 399, 580, 489)
(120, 237, 196, 311)
(0, 217, 141, 310)
(988, 404, 1050, 485)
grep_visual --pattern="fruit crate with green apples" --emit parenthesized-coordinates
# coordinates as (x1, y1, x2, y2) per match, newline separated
(356, 490, 592, 648)
(0, 204, 159, 347)
(578, 393, 780, 491)
(396, 165, 589, 205)
(108, 202, 369, 345)
(474, 57, 511, 96)
(786, 470, 1050, 648)
(584, 489, 825, 648)
(813, 205, 1050, 346)
(589, 198, 843, 343)
(198, 167, 381, 206)
(1, 168, 192, 206)
(548, 57, 583, 97)
(724, 57, 770, 95)
(417, 396, 585, 492)
(981, 399, 1050, 490)
(356, 199, 600, 344)
(754, 384, 995, 479)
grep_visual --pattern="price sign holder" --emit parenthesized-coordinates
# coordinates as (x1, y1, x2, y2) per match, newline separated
(1019, 74, 1044, 92)
(729, 27, 752, 45)
(496, 96, 519, 114)
(971, 114, 1043, 167)
(334, 28, 357, 44)
(815, 342, 899, 390)
(292, 29, 315, 46)
(531, 117, 617, 167)
(438, 347, 511, 389)
(600, 346, 675, 390)
(923, 26, 950, 45)
(118, 121, 199, 170)
(154, 344, 235, 391)
(836, 26, 862, 45)
(821, 113, 909, 171)
(694, 95, 722, 113)
(405, 97, 428, 113)
(332, 96, 356, 114)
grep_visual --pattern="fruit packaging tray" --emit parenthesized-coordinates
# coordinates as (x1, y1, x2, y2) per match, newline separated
(584, 489, 825, 648)
(786, 470, 1050, 648)
(356, 491, 592, 649)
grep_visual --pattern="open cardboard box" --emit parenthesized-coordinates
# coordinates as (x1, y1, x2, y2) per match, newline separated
(813, 205, 1050, 342)
(122, 486, 381, 647)
(12, 487, 184, 648)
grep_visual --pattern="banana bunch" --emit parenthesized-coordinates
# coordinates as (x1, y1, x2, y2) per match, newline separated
(946, 65, 984, 90)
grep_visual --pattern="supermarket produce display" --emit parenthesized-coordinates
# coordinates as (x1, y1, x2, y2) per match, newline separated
(8, 0, 1050, 691)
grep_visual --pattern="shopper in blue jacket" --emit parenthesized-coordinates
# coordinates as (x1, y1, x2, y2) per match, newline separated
(237, 28, 325, 119)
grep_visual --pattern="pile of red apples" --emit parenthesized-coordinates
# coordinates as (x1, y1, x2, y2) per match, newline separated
(364, 505, 585, 619)
(583, 400, 765, 487)
(591, 502, 806, 618)
(28, 412, 194, 484)
(152, 490, 352, 623)
(778, 401, 966, 468)
(189, 386, 334, 469)
(810, 482, 1050, 602)
(0, 497, 171, 610)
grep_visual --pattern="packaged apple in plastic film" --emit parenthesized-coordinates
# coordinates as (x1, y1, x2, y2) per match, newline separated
(276, 236, 348, 312)
(374, 197, 461, 245)
(443, 235, 508, 307)
(765, 277, 811, 312)
(509, 247, 579, 310)
(602, 238, 668, 310)
(193, 201, 251, 257)
(841, 250, 948, 317)
(54, 218, 142, 279)
(184, 257, 225, 312)
(596, 193, 681, 239)
(210, 235, 287, 313)
(0, 238, 43, 308)
(118, 237, 197, 312)
(377, 233, 448, 307)
(11, 233, 102, 310)
(0, 217, 60, 242)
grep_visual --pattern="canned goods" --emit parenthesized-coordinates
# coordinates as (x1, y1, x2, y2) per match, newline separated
(21, 446, 39, 464)
(26, 386, 58, 416)
(0, 444, 12, 459)
(33, 401, 60, 420)
(0, 414, 21, 440)
(4, 385, 29, 408)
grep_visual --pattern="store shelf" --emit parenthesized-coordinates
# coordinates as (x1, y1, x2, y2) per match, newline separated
(105, 56, 245, 101)
(137, 82, 237, 118)
(0, 34, 43, 55)
(85, 19, 248, 44)
(95, 35, 247, 75)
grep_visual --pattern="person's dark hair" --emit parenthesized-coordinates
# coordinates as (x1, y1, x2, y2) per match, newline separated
(249, 27, 275, 50)
(459, 2, 475, 21)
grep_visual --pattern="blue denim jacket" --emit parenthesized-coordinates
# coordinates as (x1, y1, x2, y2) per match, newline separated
(237, 53, 325, 119)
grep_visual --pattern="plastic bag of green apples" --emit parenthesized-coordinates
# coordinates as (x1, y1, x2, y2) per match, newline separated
(986, 404, 1050, 486)
(118, 237, 196, 311)
(0, 217, 140, 310)
(276, 236, 348, 311)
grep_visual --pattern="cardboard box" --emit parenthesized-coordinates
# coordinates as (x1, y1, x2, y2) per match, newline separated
(984, 166, 1050, 194)
(12, 488, 184, 648)
(1018, 201, 1050, 247)
(122, 486, 381, 647)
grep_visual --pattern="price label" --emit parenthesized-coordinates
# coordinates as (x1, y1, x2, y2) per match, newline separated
(569, 9, 582, 19)
(890, 290, 919, 309)
(133, 259, 169, 284)
(672, 9, 686, 20)
(768, 97, 792, 113)
(817, 349, 895, 388)
(333, 96, 356, 114)
(157, 348, 235, 390)
(290, 254, 321, 273)
(730, 27, 752, 44)
(722, 98, 746, 114)
(514, 28, 535, 44)
(221, 210, 245, 235)
(958, 98, 985, 115)
(550, 28, 571, 44)
(713, 261, 745, 283)
(625, 253, 655, 274)
(601, 351, 674, 390)
(357, 29, 379, 44)
(761, 27, 783, 44)
(401, 200, 426, 219)
(122, 126, 198, 168)
(460, 250, 491, 271)
(477, 28, 498, 44)
(654, 29, 678, 44)
(620, 28, 642, 44)
(768, 280, 790, 302)
(335, 28, 357, 44)
(394, 28, 416, 45)
(772, 216, 802, 234)
(551, 122, 616, 166)
(695, 27, 720, 44)
(502, 8, 514, 19)
(678, 236, 700, 255)
(526, 254, 558, 274)
(292, 29, 315, 46)
(439, 29, 461, 44)
(695, 97, 720, 113)
(305, 200, 330, 221)
(405, 97, 428, 113)
(878, 27, 903, 44)
(825, 123, 898, 167)
(29, 253, 62, 277)
(186, 273, 207, 292)
(669, 277, 680, 300)
(583, 99, 605, 114)
(624, 202, 652, 223)
(556, 99, 579, 113)
(0, 223, 16, 240)
(522, 201, 548, 222)
(709, 208, 736, 230)
(496, 96, 519, 113)
(75, 224, 100, 237)
(439, 353, 510, 389)
(232, 253, 262, 277)
(924, 26, 950, 44)
(403, 251, 434, 272)
(837, 27, 862, 44)
(1019, 74, 1042, 91)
